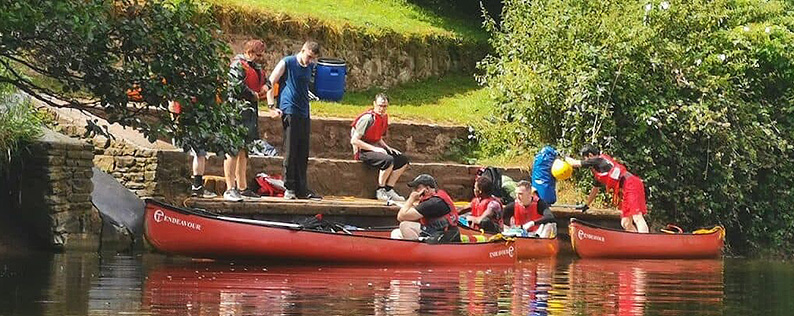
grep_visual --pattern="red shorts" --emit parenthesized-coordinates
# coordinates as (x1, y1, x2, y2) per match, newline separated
(620, 176, 647, 217)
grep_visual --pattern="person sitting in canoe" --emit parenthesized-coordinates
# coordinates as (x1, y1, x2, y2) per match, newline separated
(392, 174, 461, 243)
(458, 175, 503, 234)
(351, 93, 409, 202)
(503, 180, 556, 237)
(565, 145, 649, 233)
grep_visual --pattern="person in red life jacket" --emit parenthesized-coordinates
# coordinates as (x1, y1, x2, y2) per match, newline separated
(392, 174, 461, 243)
(503, 181, 556, 237)
(565, 145, 649, 233)
(350, 93, 409, 202)
(168, 100, 216, 198)
(224, 39, 282, 201)
(458, 176, 503, 233)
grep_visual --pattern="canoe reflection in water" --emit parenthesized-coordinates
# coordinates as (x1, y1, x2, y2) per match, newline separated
(567, 259, 724, 316)
(142, 260, 557, 315)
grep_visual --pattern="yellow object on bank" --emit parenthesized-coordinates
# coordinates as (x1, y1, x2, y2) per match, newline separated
(551, 159, 573, 180)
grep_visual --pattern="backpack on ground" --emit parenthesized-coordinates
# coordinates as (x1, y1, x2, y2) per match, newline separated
(255, 173, 286, 197)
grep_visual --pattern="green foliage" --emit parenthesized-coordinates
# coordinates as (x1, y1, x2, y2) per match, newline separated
(479, 0, 794, 256)
(0, 91, 45, 171)
(0, 0, 245, 154)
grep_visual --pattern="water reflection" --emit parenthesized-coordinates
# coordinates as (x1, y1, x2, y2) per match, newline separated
(4, 252, 793, 315)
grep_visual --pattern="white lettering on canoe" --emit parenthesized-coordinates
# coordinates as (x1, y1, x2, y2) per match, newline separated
(489, 246, 515, 258)
(153, 209, 202, 231)
(577, 229, 604, 242)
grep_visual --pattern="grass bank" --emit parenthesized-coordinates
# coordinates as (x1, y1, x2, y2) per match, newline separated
(307, 73, 492, 126)
(211, 0, 486, 41)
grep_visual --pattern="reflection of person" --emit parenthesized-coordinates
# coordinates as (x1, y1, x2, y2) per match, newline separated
(266, 41, 322, 200)
(459, 176, 503, 233)
(566, 145, 649, 233)
(392, 174, 460, 243)
(225, 39, 281, 201)
(503, 181, 556, 237)
(350, 93, 408, 202)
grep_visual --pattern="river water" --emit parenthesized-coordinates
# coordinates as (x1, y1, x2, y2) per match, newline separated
(1, 252, 792, 315)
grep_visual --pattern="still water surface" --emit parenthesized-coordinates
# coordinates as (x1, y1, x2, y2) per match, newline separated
(1, 252, 793, 315)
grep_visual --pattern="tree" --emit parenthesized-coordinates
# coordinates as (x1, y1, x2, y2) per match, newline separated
(478, 0, 794, 256)
(0, 0, 245, 153)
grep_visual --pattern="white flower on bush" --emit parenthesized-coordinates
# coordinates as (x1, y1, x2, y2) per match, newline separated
(660, 1, 670, 10)
(765, 27, 771, 33)
(645, 3, 653, 11)
(695, 59, 702, 66)
(718, 54, 726, 62)
(743, 26, 750, 32)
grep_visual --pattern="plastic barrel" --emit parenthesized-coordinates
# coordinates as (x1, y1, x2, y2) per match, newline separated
(314, 58, 346, 101)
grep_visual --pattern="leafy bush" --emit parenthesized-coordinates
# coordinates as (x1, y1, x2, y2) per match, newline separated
(0, 90, 45, 171)
(0, 0, 245, 154)
(478, 0, 794, 256)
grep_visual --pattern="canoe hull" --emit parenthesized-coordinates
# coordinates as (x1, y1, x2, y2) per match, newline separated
(569, 219, 724, 259)
(144, 199, 558, 264)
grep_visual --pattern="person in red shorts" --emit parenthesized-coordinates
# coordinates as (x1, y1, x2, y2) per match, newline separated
(566, 145, 649, 233)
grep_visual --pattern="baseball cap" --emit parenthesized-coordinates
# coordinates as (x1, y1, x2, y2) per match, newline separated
(407, 174, 437, 188)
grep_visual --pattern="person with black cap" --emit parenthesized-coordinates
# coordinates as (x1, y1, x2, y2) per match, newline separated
(392, 174, 460, 243)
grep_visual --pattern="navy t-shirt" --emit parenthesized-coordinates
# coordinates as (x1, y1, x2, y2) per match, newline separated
(278, 55, 313, 118)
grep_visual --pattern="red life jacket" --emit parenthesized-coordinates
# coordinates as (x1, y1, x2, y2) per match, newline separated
(469, 195, 502, 230)
(351, 110, 388, 143)
(239, 59, 265, 93)
(591, 154, 628, 192)
(419, 189, 458, 230)
(513, 195, 543, 232)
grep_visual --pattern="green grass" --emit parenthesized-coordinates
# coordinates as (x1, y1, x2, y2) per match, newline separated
(306, 73, 492, 125)
(212, 0, 487, 41)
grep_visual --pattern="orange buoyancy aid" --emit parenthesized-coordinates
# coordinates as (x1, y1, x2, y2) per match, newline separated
(351, 110, 388, 144)
(240, 60, 265, 93)
(513, 195, 543, 232)
(591, 154, 629, 193)
(419, 189, 459, 231)
(470, 195, 502, 230)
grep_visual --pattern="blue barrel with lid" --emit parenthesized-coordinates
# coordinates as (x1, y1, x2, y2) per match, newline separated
(314, 58, 346, 101)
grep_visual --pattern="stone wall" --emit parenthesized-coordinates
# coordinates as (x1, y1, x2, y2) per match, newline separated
(214, 6, 488, 91)
(5, 129, 102, 250)
(258, 116, 467, 162)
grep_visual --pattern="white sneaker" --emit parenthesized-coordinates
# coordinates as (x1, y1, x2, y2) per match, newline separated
(376, 188, 390, 201)
(223, 189, 243, 202)
(283, 190, 297, 200)
(387, 189, 406, 201)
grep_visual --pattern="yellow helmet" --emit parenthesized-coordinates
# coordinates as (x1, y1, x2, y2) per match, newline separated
(551, 159, 573, 180)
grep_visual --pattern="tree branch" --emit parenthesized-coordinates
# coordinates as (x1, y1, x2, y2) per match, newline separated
(0, 53, 85, 81)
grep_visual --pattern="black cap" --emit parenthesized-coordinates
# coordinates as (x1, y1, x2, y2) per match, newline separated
(407, 174, 437, 188)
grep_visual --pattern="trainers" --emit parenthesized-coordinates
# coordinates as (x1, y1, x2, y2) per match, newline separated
(239, 188, 260, 198)
(284, 190, 297, 200)
(191, 185, 217, 198)
(386, 189, 406, 202)
(376, 188, 390, 201)
(299, 190, 323, 201)
(223, 189, 243, 202)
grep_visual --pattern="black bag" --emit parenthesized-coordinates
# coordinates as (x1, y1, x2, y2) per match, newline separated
(476, 166, 513, 204)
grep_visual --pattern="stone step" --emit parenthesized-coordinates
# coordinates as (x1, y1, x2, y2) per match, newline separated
(200, 155, 529, 202)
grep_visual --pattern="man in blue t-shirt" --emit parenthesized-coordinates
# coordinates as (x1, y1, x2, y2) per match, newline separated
(266, 41, 322, 200)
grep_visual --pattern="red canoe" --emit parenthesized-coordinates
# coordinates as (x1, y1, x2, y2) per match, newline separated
(569, 218, 725, 259)
(143, 199, 558, 264)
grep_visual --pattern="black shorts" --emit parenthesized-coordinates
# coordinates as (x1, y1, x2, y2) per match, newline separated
(240, 107, 259, 143)
(358, 149, 409, 170)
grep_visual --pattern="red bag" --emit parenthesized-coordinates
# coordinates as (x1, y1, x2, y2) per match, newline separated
(255, 173, 286, 197)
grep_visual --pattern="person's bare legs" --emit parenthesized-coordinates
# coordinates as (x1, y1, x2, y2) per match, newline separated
(633, 214, 649, 233)
(378, 165, 393, 187)
(236, 150, 249, 190)
(193, 154, 206, 176)
(399, 221, 421, 240)
(621, 217, 637, 232)
(223, 154, 237, 190)
(386, 164, 407, 187)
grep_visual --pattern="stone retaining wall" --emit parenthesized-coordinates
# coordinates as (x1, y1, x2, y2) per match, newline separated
(214, 6, 488, 91)
(6, 129, 102, 250)
(258, 116, 467, 162)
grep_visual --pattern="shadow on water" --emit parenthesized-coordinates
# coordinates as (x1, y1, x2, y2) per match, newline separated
(2, 252, 794, 315)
